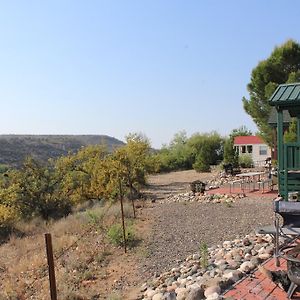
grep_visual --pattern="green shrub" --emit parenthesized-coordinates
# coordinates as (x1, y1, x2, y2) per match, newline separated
(86, 208, 104, 225)
(199, 242, 209, 268)
(107, 223, 135, 247)
(239, 154, 253, 168)
(193, 156, 210, 172)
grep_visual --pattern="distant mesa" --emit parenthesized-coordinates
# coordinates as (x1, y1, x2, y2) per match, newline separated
(0, 135, 125, 167)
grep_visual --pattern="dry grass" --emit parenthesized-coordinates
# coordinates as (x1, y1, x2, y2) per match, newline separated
(0, 200, 137, 299)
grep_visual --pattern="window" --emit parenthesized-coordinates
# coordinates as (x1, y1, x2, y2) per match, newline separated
(234, 146, 239, 154)
(259, 146, 268, 156)
(241, 146, 246, 153)
(247, 145, 253, 153)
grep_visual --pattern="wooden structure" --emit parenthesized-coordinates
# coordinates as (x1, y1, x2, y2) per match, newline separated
(268, 108, 291, 159)
(269, 83, 300, 201)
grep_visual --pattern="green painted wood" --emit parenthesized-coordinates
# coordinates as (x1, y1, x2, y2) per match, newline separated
(297, 118, 300, 143)
(284, 144, 288, 200)
(277, 109, 284, 198)
(269, 83, 300, 201)
(270, 83, 300, 107)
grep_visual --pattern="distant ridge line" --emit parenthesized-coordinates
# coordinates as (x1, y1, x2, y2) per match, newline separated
(0, 134, 125, 167)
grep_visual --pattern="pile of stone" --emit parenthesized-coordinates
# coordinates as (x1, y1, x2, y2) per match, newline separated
(206, 172, 236, 190)
(139, 233, 273, 300)
(162, 192, 245, 204)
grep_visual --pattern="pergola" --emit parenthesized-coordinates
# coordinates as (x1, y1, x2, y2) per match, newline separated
(269, 83, 300, 200)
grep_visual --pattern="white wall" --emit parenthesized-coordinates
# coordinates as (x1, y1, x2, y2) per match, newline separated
(252, 144, 271, 166)
(235, 143, 271, 167)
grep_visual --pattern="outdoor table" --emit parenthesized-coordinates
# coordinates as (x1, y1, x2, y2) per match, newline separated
(236, 171, 266, 192)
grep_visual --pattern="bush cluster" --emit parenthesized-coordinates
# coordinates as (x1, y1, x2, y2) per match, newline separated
(154, 131, 223, 173)
(0, 134, 152, 236)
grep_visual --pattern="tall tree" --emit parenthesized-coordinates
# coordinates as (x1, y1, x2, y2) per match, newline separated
(242, 39, 300, 145)
(230, 126, 252, 138)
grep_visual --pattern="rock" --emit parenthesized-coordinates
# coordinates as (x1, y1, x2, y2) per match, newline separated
(175, 287, 187, 295)
(178, 278, 187, 286)
(258, 247, 266, 254)
(189, 265, 199, 275)
(223, 271, 240, 283)
(223, 241, 232, 248)
(258, 253, 271, 260)
(186, 287, 205, 300)
(244, 253, 252, 260)
(176, 288, 188, 300)
(145, 289, 156, 298)
(233, 254, 242, 263)
(239, 261, 255, 273)
(140, 283, 148, 292)
(215, 259, 226, 266)
(251, 249, 258, 256)
(256, 236, 264, 243)
(193, 253, 200, 260)
(166, 285, 177, 292)
(224, 252, 232, 260)
(152, 293, 164, 300)
(242, 238, 251, 246)
(164, 291, 176, 300)
(139, 233, 275, 300)
(206, 292, 221, 300)
(171, 267, 180, 273)
(204, 285, 221, 298)
(250, 257, 261, 267)
(226, 259, 239, 269)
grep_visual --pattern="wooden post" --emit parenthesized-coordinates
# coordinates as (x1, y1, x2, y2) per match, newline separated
(130, 187, 136, 218)
(119, 179, 127, 253)
(45, 233, 57, 300)
(277, 108, 283, 198)
(131, 198, 136, 218)
(297, 117, 300, 143)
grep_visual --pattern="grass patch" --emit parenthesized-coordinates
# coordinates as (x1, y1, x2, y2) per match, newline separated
(199, 242, 209, 268)
(107, 223, 136, 247)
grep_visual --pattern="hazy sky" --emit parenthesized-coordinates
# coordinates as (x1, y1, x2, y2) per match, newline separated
(0, 1, 299, 148)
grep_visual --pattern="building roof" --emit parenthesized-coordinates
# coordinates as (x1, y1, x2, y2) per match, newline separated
(234, 136, 265, 145)
(269, 83, 300, 116)
(268, 107, 291, 128)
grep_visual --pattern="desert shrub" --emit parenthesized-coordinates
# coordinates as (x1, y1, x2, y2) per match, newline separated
(107, 223, 135, 247)
(199, 242, 209, 268)
(0, 204, 18, 237)
(105, 202, 133, 220)
(193, 155, 210, 172)
(239, 154, 254, 168)
(86, 208, 104, 225)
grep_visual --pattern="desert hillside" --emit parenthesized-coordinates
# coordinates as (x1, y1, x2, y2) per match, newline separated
(0, 135, 124, 167)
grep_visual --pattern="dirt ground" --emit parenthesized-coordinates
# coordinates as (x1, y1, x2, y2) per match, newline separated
(105, 169, 276, 299)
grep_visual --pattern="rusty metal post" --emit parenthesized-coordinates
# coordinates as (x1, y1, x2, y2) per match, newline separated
(45, 233, 57, 300)
(119, 179, 127, 253)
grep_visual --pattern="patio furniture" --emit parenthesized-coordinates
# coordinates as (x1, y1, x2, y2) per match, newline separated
(256, 197, 300, 269)
(257, 178, 273, 193)
(257, 83, 300, 298)
(235, 171, 265, 192)
(229, 179, 243, 193)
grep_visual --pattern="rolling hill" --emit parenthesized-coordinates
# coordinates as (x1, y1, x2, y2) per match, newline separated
(0, 135, 125, 167)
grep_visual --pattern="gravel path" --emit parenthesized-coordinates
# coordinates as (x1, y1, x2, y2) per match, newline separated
(139, 170, 275, 278)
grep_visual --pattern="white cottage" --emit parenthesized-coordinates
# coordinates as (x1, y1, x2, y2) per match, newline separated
(233, 136, 271, 167)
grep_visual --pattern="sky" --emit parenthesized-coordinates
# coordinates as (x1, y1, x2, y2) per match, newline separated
(0, 1, 299, 148)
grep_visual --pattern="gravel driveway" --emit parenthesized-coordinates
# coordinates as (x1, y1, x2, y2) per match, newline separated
(139, 170, 275, 278)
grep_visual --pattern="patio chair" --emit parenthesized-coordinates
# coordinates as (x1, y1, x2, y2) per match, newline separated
(257, 198, 300, 267)
(229, 179, 242, 193)
(257, 178, 273, 193)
